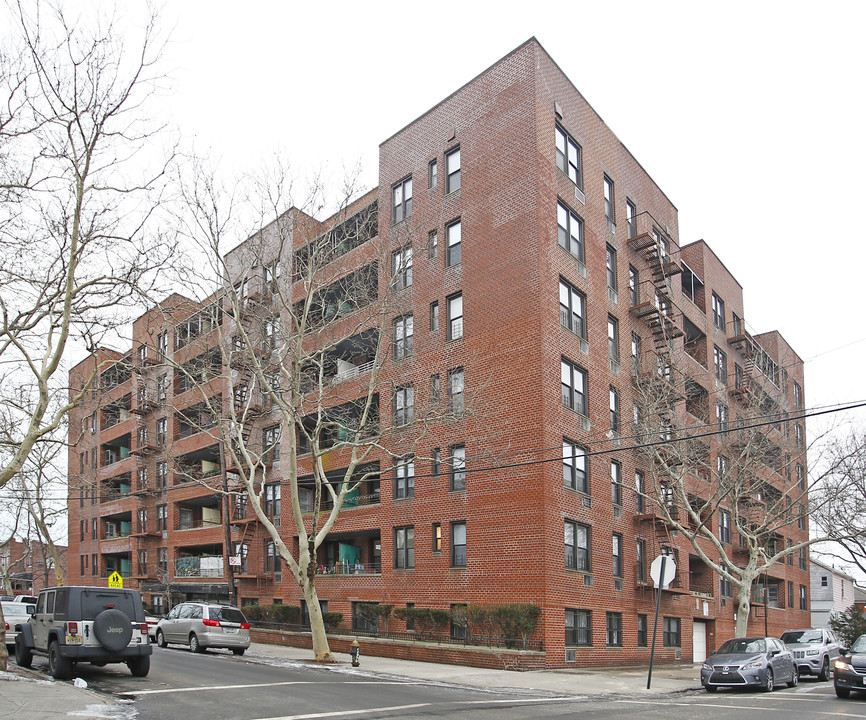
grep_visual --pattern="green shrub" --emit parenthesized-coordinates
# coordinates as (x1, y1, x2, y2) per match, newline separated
(394, 607, 450, 635)
(241, 603, 301, 625)
(356, 603, 394, 632)
(321, 612, 343, 631)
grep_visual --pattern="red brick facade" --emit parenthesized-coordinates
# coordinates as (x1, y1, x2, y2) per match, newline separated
(67, 39, 810, 667)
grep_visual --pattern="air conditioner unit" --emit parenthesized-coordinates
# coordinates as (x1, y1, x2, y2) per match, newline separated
(273, 571, 282, 584)
(576, 260, 587, 279)
(583, 574, 593, 587)
(579, 339, 589, 355)
(613, 506, 622, 519)
(608, 288, 618, 304)
(574, 187, 586, 206)
(580, 416, 591, 432)
(582, 496, 592, 509)
(614, 579, 623, 591)
(566, 649, 577, 663)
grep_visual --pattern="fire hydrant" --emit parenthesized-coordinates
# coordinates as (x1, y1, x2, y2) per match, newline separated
(350, 639, 360, 667)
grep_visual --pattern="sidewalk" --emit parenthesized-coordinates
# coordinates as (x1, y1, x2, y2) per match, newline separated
(245, 642, 703, 697)
(0, 647, 703, 720)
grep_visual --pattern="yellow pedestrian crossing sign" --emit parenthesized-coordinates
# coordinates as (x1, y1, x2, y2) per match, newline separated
(108, 571, 123, 588)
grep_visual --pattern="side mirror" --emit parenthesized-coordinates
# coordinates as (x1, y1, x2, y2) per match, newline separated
(840, 647, 848, 655)
(25, 604, 35, 615)
(769, 649, 780, 657)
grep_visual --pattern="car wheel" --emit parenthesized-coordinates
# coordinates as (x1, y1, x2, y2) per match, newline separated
(835, 684, 850, 698)
(15, 635, 32, 668)
(156, 630, 167, 648)
(787, 666, 799, 688)
(705, 685, 718, 693)
(48, 641, 73, 680)
(232, 647, 245, 656)
(818, 657, 829, 682)
(189, 633, 204, 653)
(763, 668, 774, 692)
(127, 655, 150, 677)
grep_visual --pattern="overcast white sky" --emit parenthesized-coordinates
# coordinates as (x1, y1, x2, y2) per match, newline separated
(159, 0, 866, 436)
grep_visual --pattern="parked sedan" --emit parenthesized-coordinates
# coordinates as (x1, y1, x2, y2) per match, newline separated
(834, 634, 866, 698)
(2, 601, 36, 653)
(701, 636, 798, 692)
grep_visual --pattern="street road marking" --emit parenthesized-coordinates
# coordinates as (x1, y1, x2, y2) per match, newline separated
(245, 698, 576, 720)
(613, 698, 863, 717)
(128, 681, 409, 696)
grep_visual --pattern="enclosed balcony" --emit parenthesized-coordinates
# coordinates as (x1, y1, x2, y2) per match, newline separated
(101, 433, 131, 467)
(174, 544, 224, 579)
(100, 473, 132, 503)
(174, 444, 222, 485)
(175, 494, 222, 531)
(316, 530, 381, 576)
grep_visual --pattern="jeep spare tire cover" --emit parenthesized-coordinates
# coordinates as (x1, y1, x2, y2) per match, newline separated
(93, 608, 132, 652)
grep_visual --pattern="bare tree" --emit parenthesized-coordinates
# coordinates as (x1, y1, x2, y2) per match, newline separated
(0, 0, 176, 493)
(171, 160, 476, 662)
(632, 339, 866, 636)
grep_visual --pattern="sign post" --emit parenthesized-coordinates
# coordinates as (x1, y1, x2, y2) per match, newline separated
(647, 554, 677, 689)
(107, 571, 124, 589)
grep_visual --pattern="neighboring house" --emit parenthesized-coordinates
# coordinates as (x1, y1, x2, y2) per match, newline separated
(66, 38, 811, 667)
(0, 537, 67, 595)
(810, 556, 856, 627)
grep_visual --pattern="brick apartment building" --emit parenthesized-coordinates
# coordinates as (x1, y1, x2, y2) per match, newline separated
(66, 38, 810, 667)
(1, 538, 67, 596)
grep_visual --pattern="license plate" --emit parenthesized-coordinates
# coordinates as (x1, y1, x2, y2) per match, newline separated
(225, 627, 237, 634)
(862, 677, 866, 686)
(65, 635, 82, 645)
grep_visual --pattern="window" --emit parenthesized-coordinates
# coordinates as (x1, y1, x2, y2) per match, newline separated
(431, 374, 440, 404)
(263, 424, 281, 463)
(428, 229, 438, 259)
(732, 312, 742, 336)
(794, 381, 803, 410)
(626, 199, 637, 238)
(431, 448, 441, 476)
(264, 483, 281, 522)
(612, 533, 623, 578)
(561, 358, 588, 415)
(428, 159, 437, 189)
(663, 617, 681, 647)
(264, 539, 281, 575)
(451, 521, 466, 566)
(394, 385, 415, 426)
(799, 547, 807, 570)
(157, 504, 167, 532)
(80, 520, 85, 541)
(799, 585, 807, 610)
(137, 467, 148, 490)
(629, 266, 639, 306)
(606, 244, 617, 292)
(788, 581, 794, 609)
(606, 612, 622, 646)
(263, 316, 280, 352)
(821, 575, 828, 587)
(91, 553, 98, 576)
(798, 504, 806, 531)
(716, 403, 729, 434)
(603, 175, 615, 223)
(565, 520, 590, 571)
(717, 455, 729, 485)
(432, 523, 442, 552)
(608, 317, 619, 364)
(555, 124, 582, 186)
(714, 345, 727, 384)
(796, 464, 805, 490)
(719, 509, 731, 543)
(156, 417, 167, 447)
(631, 332, 642, 374)
(445, 147, 460, 193)
(394, 315, 414, 359)
(264, 261, 281, 297)
(430, 301, 439, 332)
(720, 576, 732, 598)
(394, 526, 415, 569)
(565, 608, 591, 646)
(559, 279, 586, 337)
(392, 246, 413, 289)
(448, 367, 464, 413)
(636, 537, 647, 582)
(795, 423, 803, 448)
(157, 331, 168, 359)
(611, 460, 622, 505)
(734, 363, 743, 389)
(637, 614, 648, 646)
(450, 445, 466, 491)
(446, 219, 461, 266)
(557, 201, 584, 262)
(563, 439, 588, 494)
(392, 176, 412, 223)
(712, 293, 725, 331)
(447, 293, 463, 340)
(635, 470, 645, 514)
(394, 456, 415, 499)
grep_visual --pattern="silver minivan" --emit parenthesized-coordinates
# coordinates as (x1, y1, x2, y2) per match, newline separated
(155, 602, 250, 655)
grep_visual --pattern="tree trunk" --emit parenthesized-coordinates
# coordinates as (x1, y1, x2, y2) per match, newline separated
(0, 605, 7, 672)
(302, 579, 336, 662)
(735, 583, 754, 636)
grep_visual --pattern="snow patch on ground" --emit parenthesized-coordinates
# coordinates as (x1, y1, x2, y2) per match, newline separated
(66, 699, 137, 719)
(0, 669, 56, 685)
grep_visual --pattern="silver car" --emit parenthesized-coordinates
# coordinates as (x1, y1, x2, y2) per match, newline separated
(2, 601, 35, 653)
(701, 636, 798, 692)
(780, 627, 842, 681)
(155, 602, 250, 655)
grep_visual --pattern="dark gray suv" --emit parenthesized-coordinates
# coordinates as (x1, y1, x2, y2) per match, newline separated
(15, 586, 152, 679)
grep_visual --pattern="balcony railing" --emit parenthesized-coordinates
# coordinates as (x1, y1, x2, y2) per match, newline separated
(316, 561, 381, 576)
(175, 556, 224, 578)
(330, 360, 375, 386)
